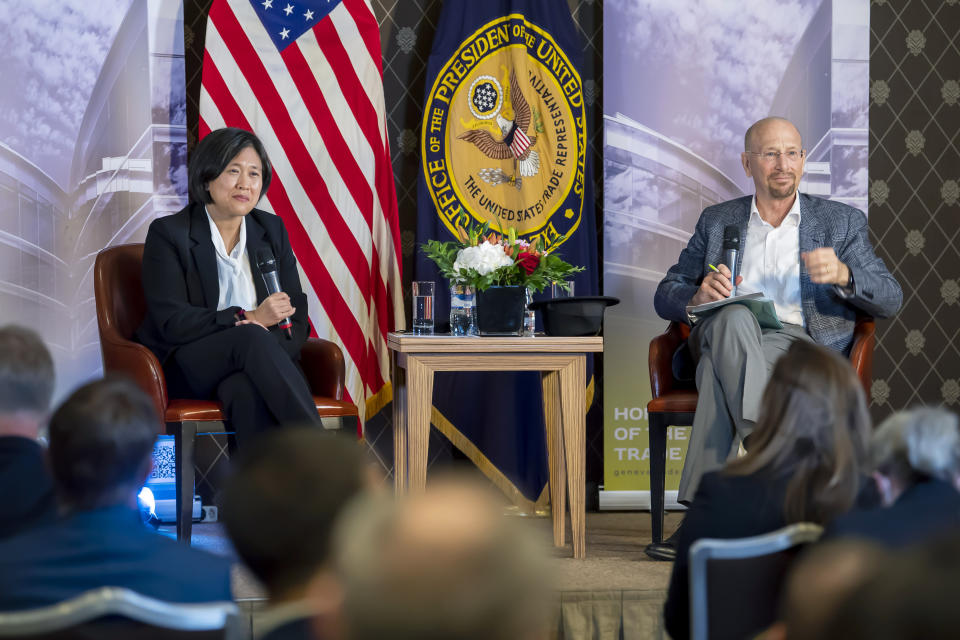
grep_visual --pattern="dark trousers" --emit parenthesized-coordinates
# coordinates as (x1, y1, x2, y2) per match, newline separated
(164, 325, 318, 446)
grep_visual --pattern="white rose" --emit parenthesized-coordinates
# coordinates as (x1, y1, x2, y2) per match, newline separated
(453, 241, 513, 276)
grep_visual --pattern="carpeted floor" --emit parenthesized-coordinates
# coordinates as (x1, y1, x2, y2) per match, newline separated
(163, 510, 685, 639)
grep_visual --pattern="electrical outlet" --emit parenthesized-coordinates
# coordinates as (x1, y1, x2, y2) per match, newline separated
(201, 505, 218, 522)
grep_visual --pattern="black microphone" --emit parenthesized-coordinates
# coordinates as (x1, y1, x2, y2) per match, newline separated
(256, 250, 293, 340)
(722, 225, 740, 297)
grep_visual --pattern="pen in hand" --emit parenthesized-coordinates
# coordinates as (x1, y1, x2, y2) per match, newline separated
(706, 264, 743, 296)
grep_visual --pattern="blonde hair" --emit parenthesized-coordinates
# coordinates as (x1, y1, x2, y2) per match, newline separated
(725, 340, 871, 523)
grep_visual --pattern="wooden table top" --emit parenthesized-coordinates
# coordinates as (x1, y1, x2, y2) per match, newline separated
(386, 332, 604, 353)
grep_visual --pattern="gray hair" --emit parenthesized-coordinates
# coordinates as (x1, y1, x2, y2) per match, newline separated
(0, 325, 55, 414)
(872, 407, 960, 482)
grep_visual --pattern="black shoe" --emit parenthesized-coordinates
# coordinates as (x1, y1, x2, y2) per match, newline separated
(644, 527, 680, 562)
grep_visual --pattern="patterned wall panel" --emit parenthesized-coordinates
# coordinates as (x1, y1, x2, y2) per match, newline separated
(868, 0, 960, 421)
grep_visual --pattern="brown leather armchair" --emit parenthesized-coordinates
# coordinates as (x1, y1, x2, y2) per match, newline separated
(93, 244, 358, 543)
(645, 317, 875, 556)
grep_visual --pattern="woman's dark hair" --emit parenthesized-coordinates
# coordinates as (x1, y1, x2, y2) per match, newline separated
(725, 340, 871, 524)
(187, 127, 272, 204)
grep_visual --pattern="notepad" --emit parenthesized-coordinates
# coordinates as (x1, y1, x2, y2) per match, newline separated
(685, 292, 783, 330)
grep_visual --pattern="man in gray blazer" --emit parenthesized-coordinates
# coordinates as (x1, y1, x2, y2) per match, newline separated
(654, 117, 901, 511)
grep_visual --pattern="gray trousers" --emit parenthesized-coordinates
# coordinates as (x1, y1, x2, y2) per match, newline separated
(676, 305, 811, 504)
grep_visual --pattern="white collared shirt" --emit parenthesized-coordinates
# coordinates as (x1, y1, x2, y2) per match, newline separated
(736, 194, 804, 326)
(205, 208, 257, 312)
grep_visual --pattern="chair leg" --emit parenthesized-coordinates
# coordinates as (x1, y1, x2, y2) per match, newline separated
(648, 413, 668, 544)
(173, 421, 197, 545)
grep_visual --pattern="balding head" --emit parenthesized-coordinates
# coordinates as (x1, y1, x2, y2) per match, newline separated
(741, 117, 805, 203)
(334, 476, 550, 640)
(745, 117, 802, 151)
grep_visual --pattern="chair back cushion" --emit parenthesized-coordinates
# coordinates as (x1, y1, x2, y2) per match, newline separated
(704, 547, 804, 640)
(94, 244, 147, 342)
(93, 244, 169, 419)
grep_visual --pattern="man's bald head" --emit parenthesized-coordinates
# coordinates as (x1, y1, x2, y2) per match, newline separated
(334, 476, 550, 640)
(745, 117, 802, 151)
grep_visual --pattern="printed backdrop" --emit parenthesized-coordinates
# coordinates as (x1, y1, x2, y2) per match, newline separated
(601, 0, 871, 502)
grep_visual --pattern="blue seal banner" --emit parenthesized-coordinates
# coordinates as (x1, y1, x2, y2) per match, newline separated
(421, 13, 587, 254)
(415, 0, 597, 507)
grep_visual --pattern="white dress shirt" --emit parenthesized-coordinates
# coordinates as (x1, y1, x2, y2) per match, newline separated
(206, 208, 258, 312)
(736, 194, 804, 326)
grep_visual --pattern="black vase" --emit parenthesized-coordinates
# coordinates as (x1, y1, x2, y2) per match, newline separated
(476, 286, 526, 336)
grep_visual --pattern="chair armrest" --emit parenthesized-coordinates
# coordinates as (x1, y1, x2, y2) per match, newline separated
(849, 316, 875, 399)
(100, 335, 168, 425)
(300, 338, 346, 400)
(649, 322, 691, 399)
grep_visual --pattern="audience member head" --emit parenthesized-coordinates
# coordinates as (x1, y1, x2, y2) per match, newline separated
(0, 325, 55, 438)
(47, 376, 159, 512)
(870, 407, 960, 505)
(822, 536, 960, 639)
(763, 540, 889, 640)
(334, 474, 550, 640)
(726, 340, 871, 523)
(221, 428, 366, 602)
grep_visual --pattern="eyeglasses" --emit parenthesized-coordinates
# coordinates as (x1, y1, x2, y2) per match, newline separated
(747, 149, 805, 164)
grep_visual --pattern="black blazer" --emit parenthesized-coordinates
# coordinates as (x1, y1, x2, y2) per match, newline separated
(825, 478, 960, 548)
(136, 202, 309, 364)
(0, 506, 232, 611)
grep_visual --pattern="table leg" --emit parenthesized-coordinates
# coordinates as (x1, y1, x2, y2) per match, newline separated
(406, 355, 434, 492)
(559, 355, 587, 559)
(541, 370, 566, 548)
(392, 352, 407, 494)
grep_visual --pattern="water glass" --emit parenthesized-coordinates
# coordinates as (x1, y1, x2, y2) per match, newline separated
(449, 284, 477, 336)
(551, 281, 575, 298)
(524, 288, 536, 336)
(412, 281, 435, 335)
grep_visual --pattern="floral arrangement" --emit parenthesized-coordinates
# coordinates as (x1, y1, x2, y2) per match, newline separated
(421, 220, 583, 292)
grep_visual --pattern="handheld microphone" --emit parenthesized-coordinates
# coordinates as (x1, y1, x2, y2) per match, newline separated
(256, 250, 293, 340)
(722, 225, 740, 297)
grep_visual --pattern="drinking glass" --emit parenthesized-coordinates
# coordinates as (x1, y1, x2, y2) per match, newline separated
(449, 284, 477, 336)
(551, 281, 575, 298)
(412, 281, 435, 335)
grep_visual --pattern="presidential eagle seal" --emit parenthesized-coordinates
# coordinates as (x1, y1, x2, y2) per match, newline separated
(422, 14, 586, 252)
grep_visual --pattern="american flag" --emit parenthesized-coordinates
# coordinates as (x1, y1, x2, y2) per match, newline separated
(199, 0, 404, 425)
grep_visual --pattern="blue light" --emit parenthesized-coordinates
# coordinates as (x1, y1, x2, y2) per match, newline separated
(138, 486, 157, 522)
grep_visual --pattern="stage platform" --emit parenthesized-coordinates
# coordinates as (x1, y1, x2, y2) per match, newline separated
(166, 511, 684, 639)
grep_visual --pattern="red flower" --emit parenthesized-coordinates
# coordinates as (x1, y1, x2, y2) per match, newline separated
(516, 251, 540, 275)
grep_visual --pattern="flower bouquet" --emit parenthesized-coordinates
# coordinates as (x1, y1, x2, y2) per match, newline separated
(421, 221, 583, 292)
(421, 221, 583, 335)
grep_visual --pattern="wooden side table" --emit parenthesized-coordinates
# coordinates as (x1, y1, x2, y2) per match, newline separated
(388, 333, 603, 559)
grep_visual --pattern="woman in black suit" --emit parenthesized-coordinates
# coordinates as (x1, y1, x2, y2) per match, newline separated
(662, 340, 872, 640)
(136, 128, 318, 445)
